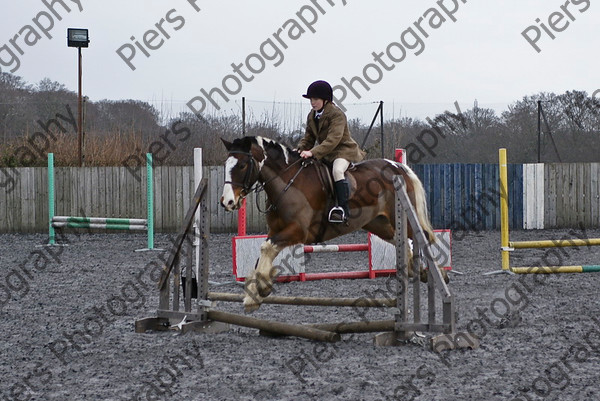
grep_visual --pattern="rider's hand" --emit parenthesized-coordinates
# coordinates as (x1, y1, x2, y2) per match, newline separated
(300, 150, 313, 159)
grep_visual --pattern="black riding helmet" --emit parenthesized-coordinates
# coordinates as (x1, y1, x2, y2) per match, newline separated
(302, 80, 333, 102)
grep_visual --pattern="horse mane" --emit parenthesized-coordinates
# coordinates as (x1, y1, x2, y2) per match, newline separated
(231, 136, 300, 165)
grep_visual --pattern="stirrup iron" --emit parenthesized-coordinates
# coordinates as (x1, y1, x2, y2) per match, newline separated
(328, 206, 346, 223)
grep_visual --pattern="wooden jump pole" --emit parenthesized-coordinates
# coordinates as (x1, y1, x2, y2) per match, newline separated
(259, 320, 397, 337)
(309, 320, 395, 334)
(207, 310, 340, 343)
(208, 292, 395, 307)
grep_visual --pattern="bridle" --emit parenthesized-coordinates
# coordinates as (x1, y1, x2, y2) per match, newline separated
(224, 151, 260, 197)
(224, 149, 312, 213)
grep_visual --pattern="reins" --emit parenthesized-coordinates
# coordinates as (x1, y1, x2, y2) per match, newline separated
(255, 158, 313, 214)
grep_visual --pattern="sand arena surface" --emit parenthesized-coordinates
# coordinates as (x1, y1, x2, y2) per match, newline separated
(0, 228, 599, 400)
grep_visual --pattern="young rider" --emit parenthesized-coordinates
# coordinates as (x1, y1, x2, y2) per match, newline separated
(297, 80, 366, 223)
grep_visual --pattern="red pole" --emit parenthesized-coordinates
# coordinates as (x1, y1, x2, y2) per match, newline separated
(237, 198, 247, 236)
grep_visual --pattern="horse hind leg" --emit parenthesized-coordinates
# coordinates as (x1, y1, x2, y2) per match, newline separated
(363, 217, 419, 281)
(243, 239, 281, 313)
(364, 216, 447, 283)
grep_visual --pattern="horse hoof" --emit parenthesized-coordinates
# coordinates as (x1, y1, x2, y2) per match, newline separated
(244, 304, 261, 313)
(243, 296, 261, 313)
(257, 285, 272, 298)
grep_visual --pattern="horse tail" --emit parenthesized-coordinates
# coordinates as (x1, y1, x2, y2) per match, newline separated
(402, 165, 436, 244)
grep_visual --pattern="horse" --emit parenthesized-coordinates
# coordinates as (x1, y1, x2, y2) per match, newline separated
(220, 136, 447, 312)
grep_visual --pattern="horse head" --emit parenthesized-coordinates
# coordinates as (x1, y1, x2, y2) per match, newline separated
(220, 136, 301, 211)
(220, 137, 264, 211)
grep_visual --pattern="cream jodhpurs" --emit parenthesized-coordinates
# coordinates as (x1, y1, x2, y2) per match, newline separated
(332, 158, 350, 182)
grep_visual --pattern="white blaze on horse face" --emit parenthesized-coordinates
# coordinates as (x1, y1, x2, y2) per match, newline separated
(221, 156, 238, 210)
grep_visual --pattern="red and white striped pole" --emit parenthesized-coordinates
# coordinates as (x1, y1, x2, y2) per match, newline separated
(238, 199, 247, 236)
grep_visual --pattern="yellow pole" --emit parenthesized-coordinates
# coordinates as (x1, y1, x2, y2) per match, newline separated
(510, 238, 600, 249)
(510, 266, 584, 274)
(499, 148, 510, 270)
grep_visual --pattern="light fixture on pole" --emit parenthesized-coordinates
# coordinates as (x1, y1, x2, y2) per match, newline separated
(67, 28, 89, 167)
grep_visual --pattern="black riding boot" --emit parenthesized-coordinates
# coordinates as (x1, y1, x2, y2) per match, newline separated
(329, 179, 350, 223)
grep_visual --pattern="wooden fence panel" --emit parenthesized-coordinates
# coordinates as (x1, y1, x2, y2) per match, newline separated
(544, 164, 557, 228)
(3, 163, 600, 233)
(591, 164, 600, 226)
(164, 166, 177, 231)
(451, 164, 462, 228)
(35, 167, 47, 235)
(412, 164, 519, 231)
(509, 163, 524, 230)
(582, 164, 592, 228)
(20, 168, 33, 232)
(578, 164, 589, 227)
(441, 164, 452, 227)
(543, 163, 600, 229)
(7, 170, 19, 232)
(109, 167, 120, 221)
(567, 164, 577, 227)
(180, 166, 190, 228)
(90, 167, 99, 218)
(0, 172, 7, 232)
(481, 163, 498, 229)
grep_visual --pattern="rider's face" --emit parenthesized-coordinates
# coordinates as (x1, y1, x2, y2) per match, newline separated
(310, 98, 324, 111)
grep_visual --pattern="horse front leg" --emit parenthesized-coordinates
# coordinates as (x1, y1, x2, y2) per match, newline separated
(243, 239, 281, 313)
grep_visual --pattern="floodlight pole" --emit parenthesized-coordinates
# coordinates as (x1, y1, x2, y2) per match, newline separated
(78, 46, 83, 166)
(68, 28, 88, 166)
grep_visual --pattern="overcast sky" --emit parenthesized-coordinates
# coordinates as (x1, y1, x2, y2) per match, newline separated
(1, 0, 598, 124)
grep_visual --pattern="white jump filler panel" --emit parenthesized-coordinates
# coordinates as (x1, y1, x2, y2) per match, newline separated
(369, 230, 452, 274)
(233, 230, 451, 282)
(233, 235, 304, 281)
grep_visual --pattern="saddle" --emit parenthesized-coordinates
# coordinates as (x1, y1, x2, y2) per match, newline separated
(312, 159, 356, 202)
(313, 159, 336, 200)
(308, 159, 358, 240)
